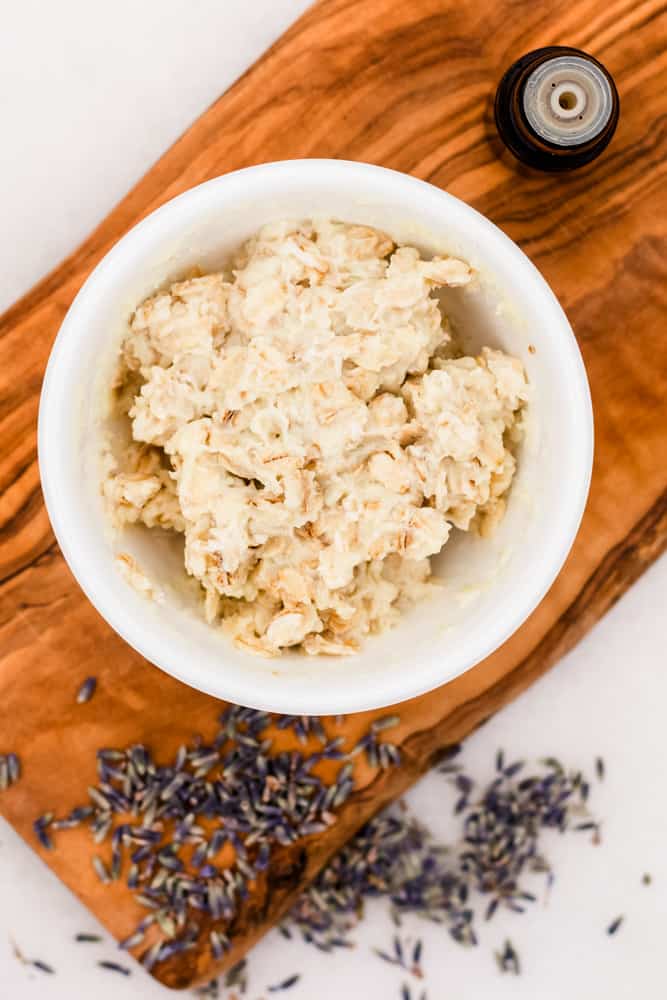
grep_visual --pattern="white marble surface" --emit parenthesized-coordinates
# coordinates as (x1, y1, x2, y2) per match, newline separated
(2, 2, 666, 997)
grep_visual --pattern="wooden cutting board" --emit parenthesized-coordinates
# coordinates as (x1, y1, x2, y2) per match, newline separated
(1, 0, 666, 988)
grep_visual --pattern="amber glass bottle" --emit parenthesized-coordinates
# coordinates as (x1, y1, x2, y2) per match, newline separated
(494, 46, 620, 171)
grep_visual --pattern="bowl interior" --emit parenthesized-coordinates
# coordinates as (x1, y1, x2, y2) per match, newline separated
(39, 161, 592, 713)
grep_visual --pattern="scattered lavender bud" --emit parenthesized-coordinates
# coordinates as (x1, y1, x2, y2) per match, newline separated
(76, 677, 97, 704)
(0, 753, 21, 790)
(495, 939, 520, 975)
(31, 959, 55, 974)
(98, 960, 131, 976)
(268, 973, 301, 991)
(401, 984, 427, 1000)
(286, 752, 599, 967)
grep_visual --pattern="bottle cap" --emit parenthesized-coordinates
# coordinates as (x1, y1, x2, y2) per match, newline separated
(494, 46, 620, 171)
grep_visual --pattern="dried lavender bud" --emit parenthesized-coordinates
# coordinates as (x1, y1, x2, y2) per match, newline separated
(401, 984, 428, 1000)
(0, 753, 21, 790)
(495, 938, 520, 975)
(224, 958, 248, 991)
(33, 704, 598, 985)
(268, 973, 300, 991)
(98, 960, 131, 976)
(286, 752, 599, 963)
(76, 677, 97, 704)
(34, 705, 402, 975)
(31, 959, 55, 974)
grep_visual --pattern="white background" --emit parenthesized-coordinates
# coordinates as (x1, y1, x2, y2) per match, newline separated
(1, 2, 666, 997)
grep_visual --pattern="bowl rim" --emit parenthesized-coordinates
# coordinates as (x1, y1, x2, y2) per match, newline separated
(38, 159, 594, 714)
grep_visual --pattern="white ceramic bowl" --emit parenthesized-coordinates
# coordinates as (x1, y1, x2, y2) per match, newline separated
(38, 160, 593, 715)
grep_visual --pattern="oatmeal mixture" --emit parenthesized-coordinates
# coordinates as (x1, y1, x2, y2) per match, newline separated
(104, 221, 527, 656)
